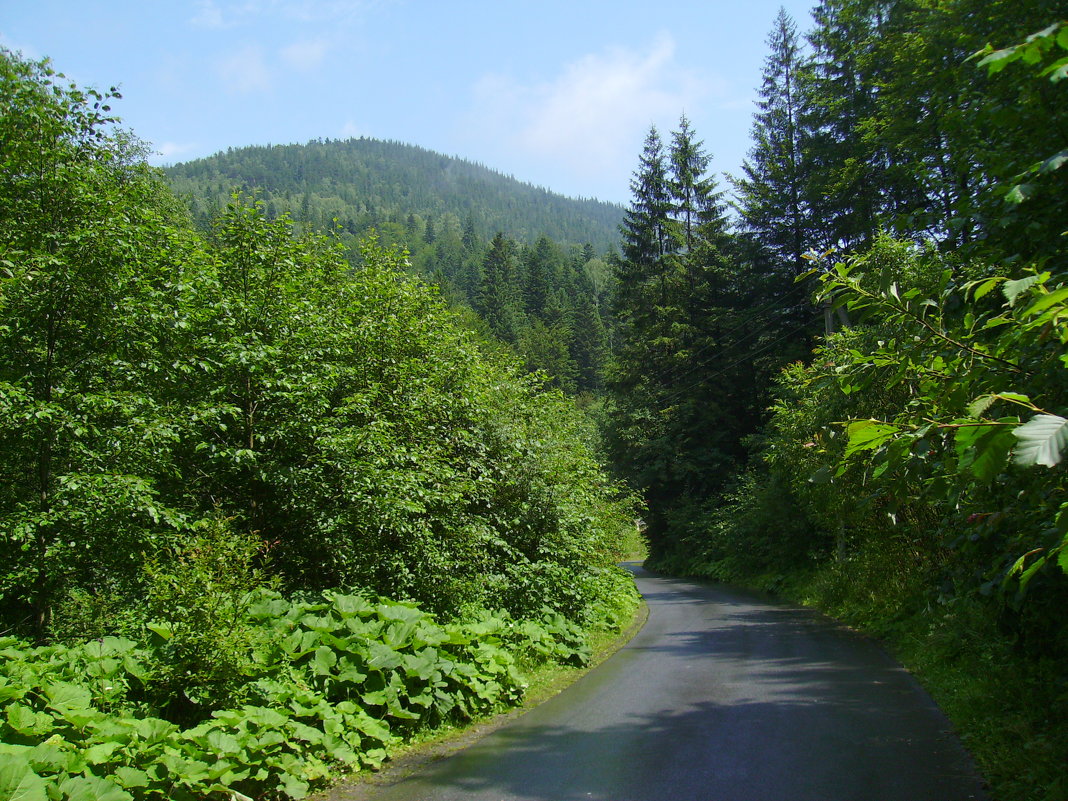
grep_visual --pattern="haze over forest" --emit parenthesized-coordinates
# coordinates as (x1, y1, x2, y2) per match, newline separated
(0, 2, 1067, 801)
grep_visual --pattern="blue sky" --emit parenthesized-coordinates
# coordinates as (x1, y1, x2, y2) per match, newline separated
(2, 0, 817, 204)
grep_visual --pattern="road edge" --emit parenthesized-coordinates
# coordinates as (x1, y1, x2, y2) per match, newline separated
(315, 597, 650, 800)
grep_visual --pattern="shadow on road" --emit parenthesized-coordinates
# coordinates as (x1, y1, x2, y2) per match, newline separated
(335, 569, 987, 801)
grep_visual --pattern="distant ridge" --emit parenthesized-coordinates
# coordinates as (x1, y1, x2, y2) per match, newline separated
(164, 137, 624, 253)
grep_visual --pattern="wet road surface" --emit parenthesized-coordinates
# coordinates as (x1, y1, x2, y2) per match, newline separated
(332, 565, 987, 801)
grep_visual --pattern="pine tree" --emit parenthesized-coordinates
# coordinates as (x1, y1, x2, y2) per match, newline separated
(619, 127, 673, 276)
(804, 0, 889, 251)
(734, 8, 815, 277)
(477, 232, 523, 344)
(668, 114, 719, 253)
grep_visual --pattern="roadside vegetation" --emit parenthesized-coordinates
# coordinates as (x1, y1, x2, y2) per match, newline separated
(606, 11, 1067, 800)
(0, 48, 639, 801)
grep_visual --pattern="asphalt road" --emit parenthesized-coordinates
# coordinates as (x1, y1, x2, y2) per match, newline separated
(333, 565, 987, 801)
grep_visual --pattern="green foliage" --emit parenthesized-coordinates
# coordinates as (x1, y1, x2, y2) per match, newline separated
(732, 8, 816, 277)
(163, 140, 621, 394)
(164, 138, 624, 253)
(615, 14, 1068, 801)
(139, 520, 277, 718)
(609, 118, 816, 558)
(0, 48, 201, 633)
(0, 585, 631, 801)
(0, 47, 639, 641)
(0, 42, 642, 801)
(802, 239, 1068, 595)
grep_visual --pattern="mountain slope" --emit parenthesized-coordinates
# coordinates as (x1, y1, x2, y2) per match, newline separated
(164, 137, 624, 252)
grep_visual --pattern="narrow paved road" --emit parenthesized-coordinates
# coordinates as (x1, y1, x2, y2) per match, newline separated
(335, 566, 987, 801)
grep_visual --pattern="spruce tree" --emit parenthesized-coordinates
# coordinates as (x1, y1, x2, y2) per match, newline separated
(734, 8, 815, 277)
(477, 232, 523, 344)
(803, 0, 889, 251)
(619, 126, 673, 277)
(668, 114, 719, 253)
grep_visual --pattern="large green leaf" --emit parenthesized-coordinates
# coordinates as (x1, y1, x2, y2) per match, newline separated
(955, 423, 1015, 482)
(311, 646, 337, 676)
(57, 775, 132, 801)
(844, 420, 899, 458)
(1013, 414, 1068, 467)
(0, 757, 48, 801)
(44, 682, 92, 714)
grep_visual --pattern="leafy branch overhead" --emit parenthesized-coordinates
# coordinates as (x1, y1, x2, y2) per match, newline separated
(806, 239, 1068, 589)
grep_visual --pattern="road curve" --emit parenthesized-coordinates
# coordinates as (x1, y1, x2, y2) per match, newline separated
(332, 565, 987, 801)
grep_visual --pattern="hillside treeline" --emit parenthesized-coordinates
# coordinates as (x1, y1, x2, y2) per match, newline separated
(605, 3, 1067, 797)
(0, 48, 639, 800)
(165, 140, 622, 395)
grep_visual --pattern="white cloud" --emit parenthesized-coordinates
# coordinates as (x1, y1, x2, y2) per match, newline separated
(217, 44, 271, 93)
(469, 34, 707, 188)
(191, 0, 385, 27)
(280, 38, 330, 72)
(155, 141, 199, 162)
(190, 0, 233, 29)
(0, 33, 41, 59)
(340, 120, 363, 138)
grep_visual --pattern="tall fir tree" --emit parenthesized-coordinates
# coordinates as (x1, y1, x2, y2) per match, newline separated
(734, 8, 816, 277)
(803, 0, 890, 251)
(477, 232, 524, 344)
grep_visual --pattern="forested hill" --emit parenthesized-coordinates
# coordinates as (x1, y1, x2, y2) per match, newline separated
(164, 137, 625, 252)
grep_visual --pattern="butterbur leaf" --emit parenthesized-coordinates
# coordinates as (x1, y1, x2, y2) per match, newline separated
(111, 767, 151, 789)
(329, 593, 374, 619)
(312, 646, 337, 675)
(367, 642, 402, 670)
(83, 741, 121, 764)
(239, 704, 287, 728)
(204, 729, 242, 756)
(134, 717, 177, 745)
(0, 757, 48, 801)
(281, 773, 311, 799)
(44, 681, 92, 713)
(26, 743, 70, 773)
(57, 775, 132, 801)
(5, 704, 51, 736)
(1013, 414, 1068, 467)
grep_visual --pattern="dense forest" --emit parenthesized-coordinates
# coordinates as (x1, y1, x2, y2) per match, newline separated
(165, 140, 622, 396)
(165, 139, 624, 253)
(0, 49, 639, 801)
(2, 0, 1068, 798)
(603, 2, 1067, 799)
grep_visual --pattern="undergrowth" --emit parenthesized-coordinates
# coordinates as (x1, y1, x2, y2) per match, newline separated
(0, 577, 640, 801)
(653, 514, 1068, 801)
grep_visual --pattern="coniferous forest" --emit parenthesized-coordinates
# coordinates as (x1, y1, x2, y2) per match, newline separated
(2, 0, 1068, 799)
(165, 140, 622, 396)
